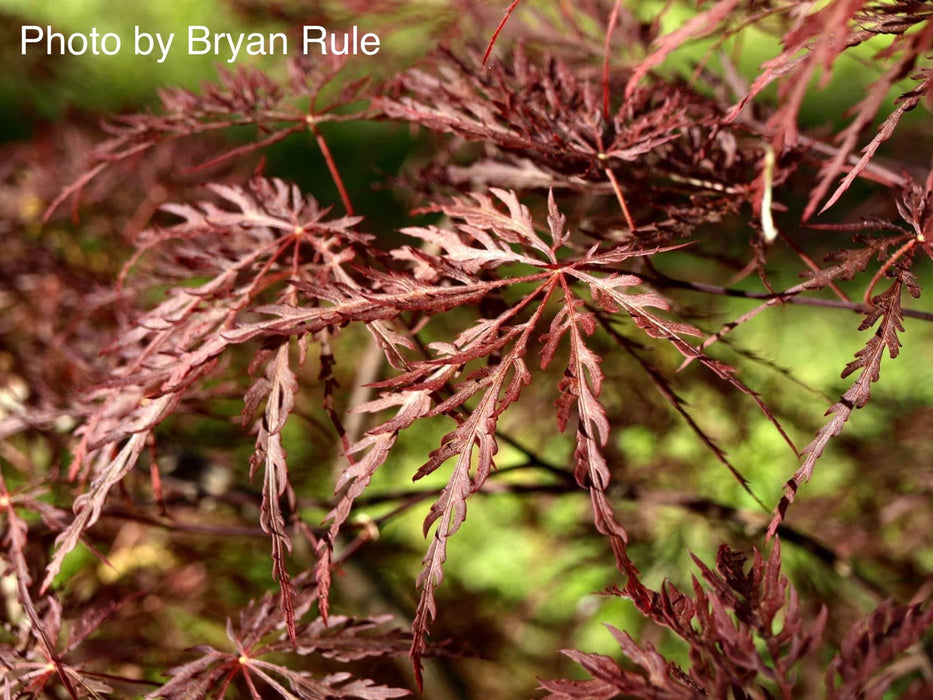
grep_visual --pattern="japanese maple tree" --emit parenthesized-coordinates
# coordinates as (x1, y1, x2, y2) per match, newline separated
(2, 1, 932, 698)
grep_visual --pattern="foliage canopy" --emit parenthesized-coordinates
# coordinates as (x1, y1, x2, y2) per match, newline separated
(2, 1, 933, 698)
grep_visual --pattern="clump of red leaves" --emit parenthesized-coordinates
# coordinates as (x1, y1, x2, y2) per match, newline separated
(540, 540, 933, 699)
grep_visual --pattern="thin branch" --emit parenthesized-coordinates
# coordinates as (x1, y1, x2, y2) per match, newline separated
(639, 267, 933, 322)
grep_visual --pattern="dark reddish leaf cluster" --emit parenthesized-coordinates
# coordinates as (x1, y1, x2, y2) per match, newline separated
(380, 43, 764, 239)
(541, 541, 933, 700)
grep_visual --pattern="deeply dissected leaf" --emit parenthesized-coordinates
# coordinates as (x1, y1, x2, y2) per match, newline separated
(149, 581, 412, 700)
(827, 600, 933, 699)
(769, 268, 912, 535)
(249, 341, 299, 642)
(542, 540, 836, 699)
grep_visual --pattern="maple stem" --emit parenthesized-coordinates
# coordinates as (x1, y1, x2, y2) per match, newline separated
(148, 444, 167, 517)
(640, 266, 933, 321)
(863, 237, 915, 306)
(602, 0, 623, 122)
(311, 123, 355, 216)
(483, 0, 523, 65)
(604, 166, 636, 232)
